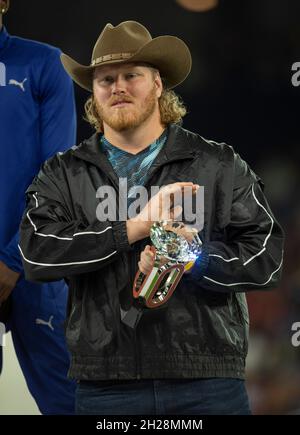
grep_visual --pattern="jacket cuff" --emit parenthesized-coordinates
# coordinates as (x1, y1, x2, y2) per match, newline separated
(111, 221, 132, 253)
(188, 248, 210, 282)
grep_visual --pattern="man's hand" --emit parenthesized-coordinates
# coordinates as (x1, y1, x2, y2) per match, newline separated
(138, 245, 155, 275)
(138, 245, 194, 275)
(0, 261, 20, 303)
(138, 245, 168, 275)
(126, 182, 199, 244)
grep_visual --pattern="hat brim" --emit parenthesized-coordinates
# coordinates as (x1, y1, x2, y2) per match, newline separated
(61, 35, 192, 92)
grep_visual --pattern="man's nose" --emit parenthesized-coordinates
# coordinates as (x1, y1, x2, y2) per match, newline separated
(111, 76, 126, 94)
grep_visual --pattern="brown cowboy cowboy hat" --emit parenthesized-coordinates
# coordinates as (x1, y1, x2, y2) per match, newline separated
(61, 20, 192, 92)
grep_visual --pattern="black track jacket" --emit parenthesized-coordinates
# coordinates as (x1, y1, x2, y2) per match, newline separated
(19, 124, 284, 380)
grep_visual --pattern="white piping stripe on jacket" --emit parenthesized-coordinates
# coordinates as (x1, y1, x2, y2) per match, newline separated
(203, 256, 283, 287)
(18, 245, 117, 267)
(208, 254, 239, 262)
(27, 193, 112, 240)
(208, 184, 274, 266)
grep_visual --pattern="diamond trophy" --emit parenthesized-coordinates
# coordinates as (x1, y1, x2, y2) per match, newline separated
(120, 221, 202, 328)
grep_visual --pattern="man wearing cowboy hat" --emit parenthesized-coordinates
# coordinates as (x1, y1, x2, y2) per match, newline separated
(19, 21, 284, 415)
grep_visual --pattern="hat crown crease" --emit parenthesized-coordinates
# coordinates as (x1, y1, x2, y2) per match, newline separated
(91, 21, 152, 64)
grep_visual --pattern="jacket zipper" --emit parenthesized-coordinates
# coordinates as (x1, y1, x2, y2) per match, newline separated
(130, 244, 141, 379)
(134, 328, 141, 380)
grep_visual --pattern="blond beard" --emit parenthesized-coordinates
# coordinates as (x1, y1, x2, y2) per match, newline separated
(95, 85, 158, 132)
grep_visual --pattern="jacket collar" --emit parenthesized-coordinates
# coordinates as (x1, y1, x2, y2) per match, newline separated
(72, 123, 197, 169)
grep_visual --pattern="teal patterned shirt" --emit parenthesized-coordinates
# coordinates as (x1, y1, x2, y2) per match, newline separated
(100, 130, 167, 203)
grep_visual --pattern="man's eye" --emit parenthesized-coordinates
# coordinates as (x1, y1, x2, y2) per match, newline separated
(126, 73, 137, 79)
(100, 77, 113, 84)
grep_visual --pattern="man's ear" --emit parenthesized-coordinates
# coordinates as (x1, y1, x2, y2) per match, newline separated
(154, 72, 163, 98)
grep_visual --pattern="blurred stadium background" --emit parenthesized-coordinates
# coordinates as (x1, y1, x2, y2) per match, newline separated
(1, 0, 300, 414)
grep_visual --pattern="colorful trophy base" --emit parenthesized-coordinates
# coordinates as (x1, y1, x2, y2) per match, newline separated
(121, 221, 202, 329)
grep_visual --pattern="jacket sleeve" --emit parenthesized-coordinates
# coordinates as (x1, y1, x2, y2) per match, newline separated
(188, 151, 285, 293)
(18, 160, 132, 283)
(0, 48, 76, 276)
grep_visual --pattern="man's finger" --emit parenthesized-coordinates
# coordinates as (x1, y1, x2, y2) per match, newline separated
(170, 205, 183, 220)
(141, 250, 154, 261)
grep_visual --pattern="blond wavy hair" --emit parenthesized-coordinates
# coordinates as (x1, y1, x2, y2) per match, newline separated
(84, 66, 187, 133)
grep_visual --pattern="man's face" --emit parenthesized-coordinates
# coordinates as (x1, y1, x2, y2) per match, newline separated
(0, 0, 10, 15)
(93, 62, 162, 132)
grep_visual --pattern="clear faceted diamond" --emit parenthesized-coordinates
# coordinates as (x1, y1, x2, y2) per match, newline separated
(150, 221, 202, 263)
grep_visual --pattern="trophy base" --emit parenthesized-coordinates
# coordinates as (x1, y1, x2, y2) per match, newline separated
(120, 306, 144, 329)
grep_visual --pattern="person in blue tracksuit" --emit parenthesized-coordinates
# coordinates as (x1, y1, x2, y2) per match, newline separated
(0, 1, 76, 414)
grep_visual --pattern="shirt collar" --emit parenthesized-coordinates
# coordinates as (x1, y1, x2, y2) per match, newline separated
(100, 128, 168, 156)
(0, 26, 9, 51)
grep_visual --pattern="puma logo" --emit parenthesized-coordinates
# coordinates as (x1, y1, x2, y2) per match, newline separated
(35, 315, 54, 331)
(8, 78, 27, 92)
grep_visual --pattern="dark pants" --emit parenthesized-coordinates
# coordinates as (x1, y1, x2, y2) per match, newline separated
(75, 378, 251, 415)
